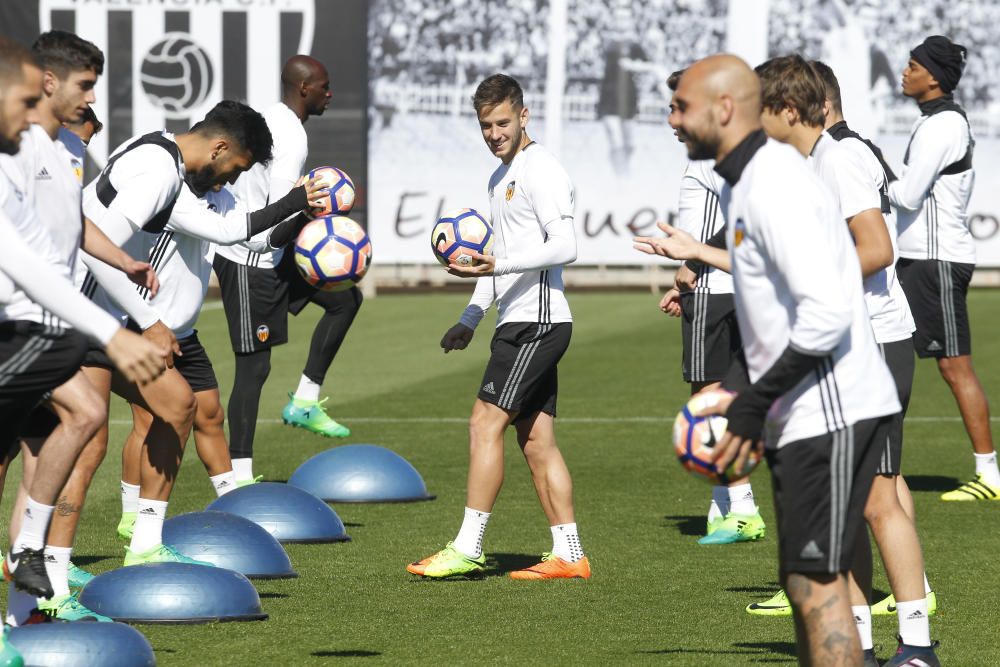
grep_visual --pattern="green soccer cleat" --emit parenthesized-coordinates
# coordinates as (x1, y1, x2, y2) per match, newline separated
(0, 626, 23, 667)
(67, 561, 95, 589)
(871, 591, 937, 617)
(406, 542, 486, 579)
(281, 394, 350, 438)
(116, 512, 136, 542)
(698, 510, 766, 545)
(940, 474, 1000, 501)
(236, 475, 263, 488)
(38, 593, 112, 622)
(124, 543, 214, 567)
(746, 589, 792, 616)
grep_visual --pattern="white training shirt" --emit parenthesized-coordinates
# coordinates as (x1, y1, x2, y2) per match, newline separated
(111, 185, 240, 337)
(811, 132, 914, 344)
(78, 131, 185, 330)
(826, 130, 915, 344)
(217, 102, 307, 268)
(720, 133, 899, 448)
(676, 159, 732, 294)
(0, 137, 118, 345)
(459, 142, 576, 330)
(889, 107, 975, 263)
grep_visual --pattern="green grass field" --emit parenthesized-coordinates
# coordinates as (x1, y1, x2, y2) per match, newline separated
(3, 290, 1000, 665)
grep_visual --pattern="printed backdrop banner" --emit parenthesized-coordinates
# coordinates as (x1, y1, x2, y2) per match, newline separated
(367, 0, 1000, 266)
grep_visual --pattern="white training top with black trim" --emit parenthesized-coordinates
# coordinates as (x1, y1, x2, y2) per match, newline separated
(676, 159, 731, 294)
(1, 125, 83, 329)
(0, 142, 118, 345)
(722, 134, 899, 448)
(217, 102, 307, 269)
(890, 109, 975, 263)
(823, 132, 915, 344)
(459, 142, 576, 330)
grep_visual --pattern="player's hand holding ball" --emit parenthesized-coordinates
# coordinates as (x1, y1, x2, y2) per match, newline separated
(693, 389, 764, 479)
(440, 323, 474, 353)
(431, 208, 494, 277)
(674, 388, 762, 483)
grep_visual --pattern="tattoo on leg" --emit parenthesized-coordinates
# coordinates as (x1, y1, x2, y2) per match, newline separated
(55, 495, 79, 516)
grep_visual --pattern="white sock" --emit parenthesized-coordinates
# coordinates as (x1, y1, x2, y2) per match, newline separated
(121, 481, 140, 514)
(5, 582, 37, 627)
(14, 497, 55, 552)
(852, 605, 873, 651)
(728, 483, 756, 516)
(210, 471, 237, 496)
(896, 598, 932, 647)
(973, 451, 1000, 487)
(232, 458, 254, 483)
(452, 507, 491, 558)
(130, 498, 168, 553)
(294, 375, 321, 402)
(551, 523, 584, 562)
(44, 545, 72, 598)
(708, 485, 729, 522)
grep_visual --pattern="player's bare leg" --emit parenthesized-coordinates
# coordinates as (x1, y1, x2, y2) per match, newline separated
(465, 399, 511, 512)
(937, 356, 994, 455)
(784, 571, 861, 667)
(509, 411, 590, 580)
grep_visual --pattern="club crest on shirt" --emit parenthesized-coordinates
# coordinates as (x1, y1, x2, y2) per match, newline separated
(256, 324, 270, 343)
(505, 180, 515, 201)
(734, 218, 746, 246)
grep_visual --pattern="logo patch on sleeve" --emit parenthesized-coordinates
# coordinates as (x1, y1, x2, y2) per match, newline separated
(734, 218, 746, 246)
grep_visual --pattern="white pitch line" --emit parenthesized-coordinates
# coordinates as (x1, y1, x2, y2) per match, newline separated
(107, 415, 981, 425)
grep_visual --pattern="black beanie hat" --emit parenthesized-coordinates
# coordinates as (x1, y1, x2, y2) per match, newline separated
(910, 35, 967, 94)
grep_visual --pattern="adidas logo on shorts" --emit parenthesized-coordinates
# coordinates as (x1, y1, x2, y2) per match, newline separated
(482, 382, 497, 395)
(800, 540, 824, 560)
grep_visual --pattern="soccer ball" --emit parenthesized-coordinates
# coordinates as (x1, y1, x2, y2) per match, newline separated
(431, 208, 494, 267)
(305, 166, 355, 216)
(673, 390, 760, 484)
(294, 216, 372, 292)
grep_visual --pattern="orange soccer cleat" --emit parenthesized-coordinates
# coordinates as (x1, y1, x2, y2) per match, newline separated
(509, 554, 591, 580)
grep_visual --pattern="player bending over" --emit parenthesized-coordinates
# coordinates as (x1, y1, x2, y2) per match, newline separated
(407, 74, 589, 580)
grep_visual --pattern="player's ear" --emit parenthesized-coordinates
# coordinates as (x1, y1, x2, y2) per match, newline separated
(717, 95, 734, 126)
(41, 70, 58, 96)
(211, 139, 229, 160)
(519, 105, 529, 128)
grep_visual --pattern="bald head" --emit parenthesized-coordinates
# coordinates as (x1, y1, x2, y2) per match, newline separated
(281, 54, 331, 119)
(672, 54, 762, 162)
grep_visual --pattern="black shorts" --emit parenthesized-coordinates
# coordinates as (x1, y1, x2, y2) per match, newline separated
(174, 331, 218, 393)
(0, 322, 88, 451)
(214, 253, 290, 354)
(478, 322, 571, 419)
(680, 291, 741, 384)
(765, 416, 891, 575)
(896, 259, 973, 358)
(876, 338, 915, 475)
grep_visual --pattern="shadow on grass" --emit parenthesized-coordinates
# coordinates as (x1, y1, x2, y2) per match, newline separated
(71, 555, 116, 567)
(905, 475, 960, 492)
(638, 641, 795, 661)
(311, 650, 380, 658)
(258, 593, 290, 599)
(662, 515, 705, 537)
(726, 584, 782, 593)
(488, 552, 544, 575)
(342, 522, 364, 528)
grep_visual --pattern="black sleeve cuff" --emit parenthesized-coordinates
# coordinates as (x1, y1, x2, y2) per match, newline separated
(724, 346, 823, 440)
(246, 186, 308, 239)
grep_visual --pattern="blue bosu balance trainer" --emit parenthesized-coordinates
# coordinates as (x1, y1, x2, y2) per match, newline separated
(6, 622, 155, 667)
(207, 482, 350, 543)
(78, 562, 267, 624)
(162, 510, 297, 579)
(288, 444, 435, 503)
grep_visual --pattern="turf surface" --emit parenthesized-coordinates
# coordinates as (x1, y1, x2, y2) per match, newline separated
(3, 291, 999, 665)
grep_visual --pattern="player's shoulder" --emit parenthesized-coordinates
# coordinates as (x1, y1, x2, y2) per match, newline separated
(57, 126, 86, 160)
(919, 108, 969, 135)
(683, 159, 723, 195)
(520, 143, 571, 183)
(264, 103, 306, 138)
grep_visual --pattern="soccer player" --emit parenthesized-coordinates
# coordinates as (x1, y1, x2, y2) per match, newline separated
(406, 73, 589, 580)
(114, 175, 324, 536)
(661, 54, 901, 666)
(0, 34, 165, 608)
(662, 69, 764, 546)
(214, 55, 362, 486)
(889, 36, 998, 502)
(749, 55, 936, 665)
(66, 100, 271, 577)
